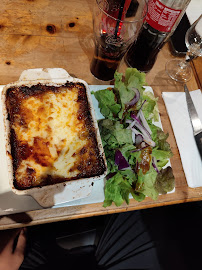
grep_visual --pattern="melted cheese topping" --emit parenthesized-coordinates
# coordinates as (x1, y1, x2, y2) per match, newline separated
(12, 86, 94, 187)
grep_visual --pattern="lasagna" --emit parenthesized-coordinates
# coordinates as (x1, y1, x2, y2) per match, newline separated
(5, 82, 106, 190)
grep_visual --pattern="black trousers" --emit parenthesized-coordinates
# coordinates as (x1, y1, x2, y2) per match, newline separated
(19, 210, 161, 270)
(20, 202, 202, 270)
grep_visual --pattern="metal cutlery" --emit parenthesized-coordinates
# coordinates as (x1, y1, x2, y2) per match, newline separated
(184, 84, 202, 158)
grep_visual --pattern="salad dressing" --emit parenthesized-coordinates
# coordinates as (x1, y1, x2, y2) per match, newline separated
(139, 146, 152, 174)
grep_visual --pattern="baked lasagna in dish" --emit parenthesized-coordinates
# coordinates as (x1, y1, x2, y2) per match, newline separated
(5, 82, 106, 190)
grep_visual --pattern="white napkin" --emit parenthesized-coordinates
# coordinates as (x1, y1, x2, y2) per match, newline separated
(162, 90, 202, 188)
(186, 0, 202, 25)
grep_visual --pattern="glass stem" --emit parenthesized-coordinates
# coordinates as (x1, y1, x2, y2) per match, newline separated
(185, 54, 195, 62)
(175, 55, 191, 78)
(185, 50, 198, 63)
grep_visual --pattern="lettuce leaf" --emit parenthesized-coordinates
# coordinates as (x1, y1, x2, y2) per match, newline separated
(150, 123, 173, 153)
(142, 91, 159, 122)
(99, 119, 134, 173)
(124, 68, 147, 94)
(136, 168, 159, 200)
(103, 172, 133, 207)
(99, 119, 133, 148)
(154, 167, 175, 194)
(92, 89, 121, 120)
(114, 71, 135, 105)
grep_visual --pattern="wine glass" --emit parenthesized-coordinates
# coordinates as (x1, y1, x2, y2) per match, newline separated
(166, 14, 202, 83)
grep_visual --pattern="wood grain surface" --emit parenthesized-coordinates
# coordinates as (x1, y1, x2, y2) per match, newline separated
(192, 57, 202, 89)
(0, 0, 201, 230)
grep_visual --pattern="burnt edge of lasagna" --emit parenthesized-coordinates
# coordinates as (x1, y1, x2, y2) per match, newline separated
(5, 82, 106, 190)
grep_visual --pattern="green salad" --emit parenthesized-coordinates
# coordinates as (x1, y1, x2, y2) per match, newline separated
(92, 68, 175, 207)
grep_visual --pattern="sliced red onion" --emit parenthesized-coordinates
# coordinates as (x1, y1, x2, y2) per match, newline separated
(135, 160, 139, 172)
(128, 120, 136, 129)
(136, 101, 152, 135)
(131, 127, 145, 145)
(132, 132, 136, 143)
(132, 127, 155, 147)
(142, 133, 155, 147)
(125, 119, 133, 124)
(138, 110, 152, 135)
(130, 113, 155, 147)
(106, 172, 117, 180)
(131, 145, 148, 153)
(115, 150, 130, 170)
(141, 142, 147, 148)
(137, 100, 147, 116)
(152, 157, 160, 173)
(126, 88, 140, 106)
(131, 112, 151, 137)
(131, 112, 142, 125)
(126, 119, 133, 129)
(131, 126, 141, 135)
(136, 134, 143, 145)
(134, 121, 149, 137)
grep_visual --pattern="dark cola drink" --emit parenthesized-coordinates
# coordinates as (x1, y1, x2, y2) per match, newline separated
(125, 23, 167, 72)
(90, 34, 126, 81)
(125, 0, 191, 73)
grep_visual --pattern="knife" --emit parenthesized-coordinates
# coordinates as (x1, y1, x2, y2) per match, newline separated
(184, 84, 202, 158)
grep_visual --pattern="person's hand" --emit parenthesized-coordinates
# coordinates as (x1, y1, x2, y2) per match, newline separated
(0, 228, 27, 270)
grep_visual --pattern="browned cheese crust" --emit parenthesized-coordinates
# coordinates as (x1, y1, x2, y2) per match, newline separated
(5, 82, 106, 190)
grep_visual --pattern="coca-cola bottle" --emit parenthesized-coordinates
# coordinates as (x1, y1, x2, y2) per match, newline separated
(125, 0, 191, 72)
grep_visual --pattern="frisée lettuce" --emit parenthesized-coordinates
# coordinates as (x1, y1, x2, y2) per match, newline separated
(92, 68, 175, 207)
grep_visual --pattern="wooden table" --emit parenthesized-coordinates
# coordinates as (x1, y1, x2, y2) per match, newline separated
(0, 0, 202, 230)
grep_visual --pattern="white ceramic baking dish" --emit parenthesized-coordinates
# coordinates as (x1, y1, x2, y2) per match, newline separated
(1, 68, 107, 207)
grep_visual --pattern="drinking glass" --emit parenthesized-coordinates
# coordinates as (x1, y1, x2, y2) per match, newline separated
(90, 0, 147, 81)
(166, 14, 202, 83)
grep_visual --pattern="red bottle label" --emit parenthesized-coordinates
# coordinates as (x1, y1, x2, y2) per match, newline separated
(145, 0, 182, 32)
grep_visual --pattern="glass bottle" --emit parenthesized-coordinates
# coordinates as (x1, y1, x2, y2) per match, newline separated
(125, 0, 191, 72)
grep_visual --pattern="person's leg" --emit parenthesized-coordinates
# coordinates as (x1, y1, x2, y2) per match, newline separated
(20, 224, 97, 270)
(19, 224, 69, 270)
(141, 202, 202, 270)
(96, 211, 161, 270)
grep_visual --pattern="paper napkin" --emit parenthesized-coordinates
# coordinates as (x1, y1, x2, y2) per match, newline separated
(186, 0, 202, 25)
(162, 90, 202, 188)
